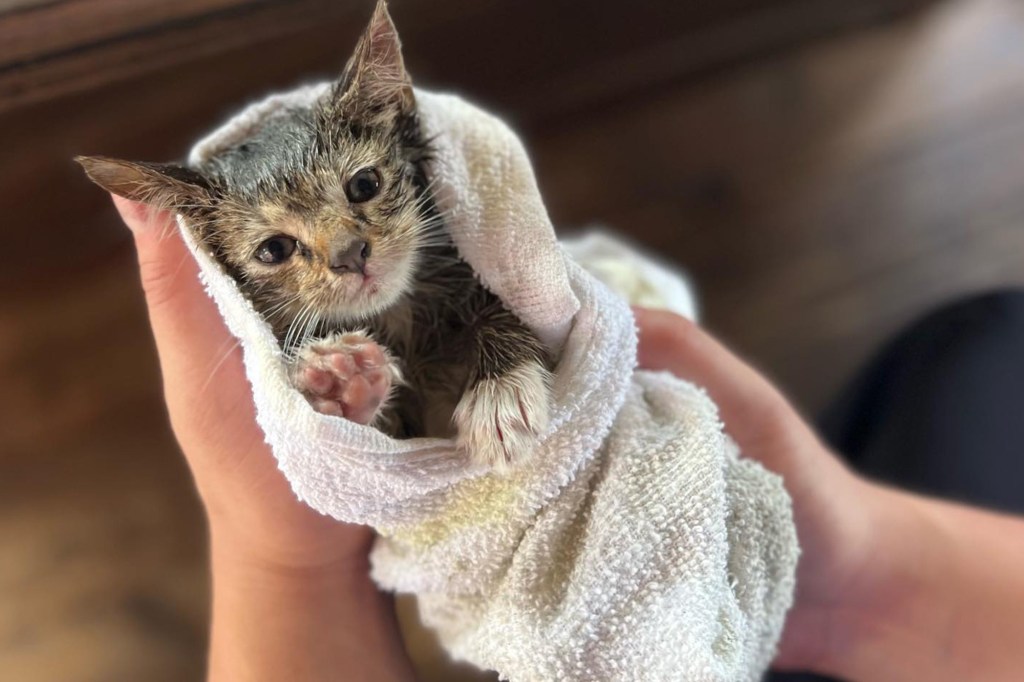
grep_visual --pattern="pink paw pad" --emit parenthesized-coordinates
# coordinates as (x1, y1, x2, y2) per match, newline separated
(291, 333, 398, 425)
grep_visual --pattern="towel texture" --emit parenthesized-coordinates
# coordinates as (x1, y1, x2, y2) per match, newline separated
(562, 231, 700, 321)
(182, 84, 798, 681)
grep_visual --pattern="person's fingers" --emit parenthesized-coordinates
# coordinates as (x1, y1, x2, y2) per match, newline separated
(113, 196, 253, 432)
(633, 307, 817, 475)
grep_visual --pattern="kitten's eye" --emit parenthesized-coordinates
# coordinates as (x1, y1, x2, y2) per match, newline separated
(346, 168, 381, 203)
(255, 236, 298, 264)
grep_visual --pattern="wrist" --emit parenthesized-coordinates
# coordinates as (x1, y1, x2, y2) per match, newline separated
(207, 526, 416, 682)
(208, 514, 375, 576)
(817, 484, 971, 682)
(209, 530, 372, 596)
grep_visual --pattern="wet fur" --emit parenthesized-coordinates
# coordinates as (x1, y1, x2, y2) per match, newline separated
(77, 1, 551, 466)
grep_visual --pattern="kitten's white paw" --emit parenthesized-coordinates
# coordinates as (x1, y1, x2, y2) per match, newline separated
(454, 362, 552, 471)
(290, 331, 400, 426)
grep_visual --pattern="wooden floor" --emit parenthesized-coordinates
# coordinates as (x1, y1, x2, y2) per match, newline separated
(3, 0, 1024, 680)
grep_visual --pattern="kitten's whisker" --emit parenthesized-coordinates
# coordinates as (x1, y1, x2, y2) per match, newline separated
(263, 294, 302, 322)
(411, 230, 452, 241)
(304, 304, 323, 347)
(298, 305, 321, 350)
(418, 249, 461, 261)
(290, 316, 305, 352)
(284, 302, 313, 355)
(199, 337, 242, 395)
(411, 189, 447, 218)
(415, 222, 451, 235)
(414, 208, 452, 225)
(296, 304, 317, 351)
(414, 216, 450, 231)
(413, 205, 450, 227)
(303, 311, 319, 348)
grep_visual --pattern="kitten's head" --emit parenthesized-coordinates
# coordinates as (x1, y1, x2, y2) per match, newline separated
(78, 0, 433, 340)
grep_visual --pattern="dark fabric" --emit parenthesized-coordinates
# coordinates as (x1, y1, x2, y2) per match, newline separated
(767, 289, 1024, 681)
(820, 289, 1024, 514)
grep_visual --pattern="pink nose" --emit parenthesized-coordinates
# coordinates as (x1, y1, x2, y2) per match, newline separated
(329, 241, 370, 274)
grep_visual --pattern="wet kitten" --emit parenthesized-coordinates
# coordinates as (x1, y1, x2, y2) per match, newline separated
(78, 1, 551, 470)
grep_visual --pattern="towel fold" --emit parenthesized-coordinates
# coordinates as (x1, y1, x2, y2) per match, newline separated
(181, 83, 798, 681)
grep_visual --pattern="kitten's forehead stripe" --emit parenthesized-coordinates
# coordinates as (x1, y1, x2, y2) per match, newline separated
(199, 107, 317, 199)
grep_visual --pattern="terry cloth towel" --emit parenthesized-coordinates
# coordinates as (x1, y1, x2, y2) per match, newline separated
(183, 83, 799, 682)
(562, 231, 700, 322)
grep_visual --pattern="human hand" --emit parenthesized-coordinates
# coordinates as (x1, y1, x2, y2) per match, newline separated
(113, 195, 370, 568)
(112, 196, 415, 681)
(633, 308, 935, 679)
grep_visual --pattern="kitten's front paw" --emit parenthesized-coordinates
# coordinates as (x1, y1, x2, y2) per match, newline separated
(453, 362, 552, 471)
(290, 332, 400, 425)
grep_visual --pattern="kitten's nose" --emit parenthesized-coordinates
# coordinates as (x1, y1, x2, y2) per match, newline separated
(329, 240, 370, 274)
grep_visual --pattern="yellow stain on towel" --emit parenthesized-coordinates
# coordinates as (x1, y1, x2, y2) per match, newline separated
(380, 473, 522, 549)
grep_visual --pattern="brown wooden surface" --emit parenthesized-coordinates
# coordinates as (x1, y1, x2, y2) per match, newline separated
(0, 0, 926, 114)
(0, 0, 255, 64)
(0, 0, 364, 112)
(5, 0, 1024, 680)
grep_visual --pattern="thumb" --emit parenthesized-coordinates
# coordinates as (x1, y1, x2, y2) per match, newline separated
(113, 199, 308, 529)
(112, 195, 241, 400)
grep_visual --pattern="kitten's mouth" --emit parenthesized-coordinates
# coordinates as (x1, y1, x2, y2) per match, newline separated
(329, 269, 382, 302)
(324, 250, 412, 320)
(353, 271, 379, 293)
(357, 275, 381, 297)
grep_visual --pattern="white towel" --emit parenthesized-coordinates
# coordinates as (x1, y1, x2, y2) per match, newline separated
(562, 231, 700, 322)
(183, 84, 798, 682)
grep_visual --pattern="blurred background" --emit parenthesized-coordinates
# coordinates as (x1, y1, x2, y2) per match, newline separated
(3, 0, 1024, 679)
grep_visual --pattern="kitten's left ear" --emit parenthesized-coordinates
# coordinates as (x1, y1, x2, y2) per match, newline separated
(76, 156, 215, 217)
(330, 0, 414, 117)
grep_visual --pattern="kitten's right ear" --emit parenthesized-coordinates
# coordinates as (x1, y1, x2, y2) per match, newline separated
(75, 156, 214, 216)
(328, 0, 414, 118)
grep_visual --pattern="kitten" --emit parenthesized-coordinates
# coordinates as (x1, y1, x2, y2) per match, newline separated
(77, 0, 552, 470)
